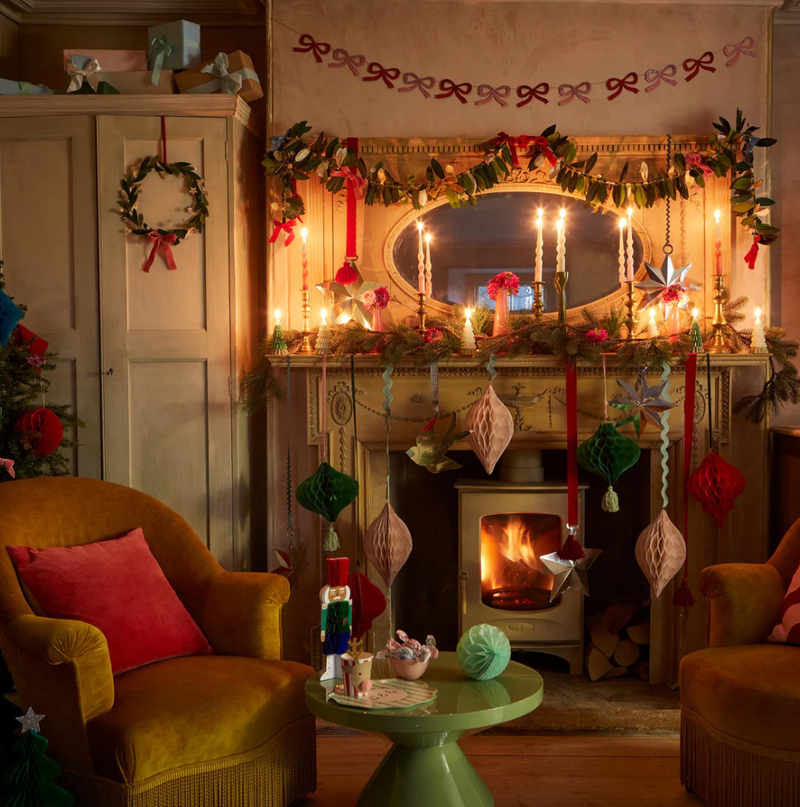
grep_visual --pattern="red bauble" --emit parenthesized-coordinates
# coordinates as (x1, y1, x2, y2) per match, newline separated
(14, 407, 64, 457)
(348, 571, 386, 641)
(687, 452, 746, 528)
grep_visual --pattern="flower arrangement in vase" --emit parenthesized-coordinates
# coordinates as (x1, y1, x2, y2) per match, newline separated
(487, 272, 519, 336)
(376, 629, 439, 680)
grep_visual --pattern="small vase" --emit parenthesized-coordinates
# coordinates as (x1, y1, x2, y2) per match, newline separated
(492, 292, 510, 336)
(372, 307, 384, 332)
(390, 657, 431, 680)
(665, 304, 681, 342)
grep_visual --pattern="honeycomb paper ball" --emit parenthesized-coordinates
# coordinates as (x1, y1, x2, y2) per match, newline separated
(457, 624, 511, 681)
(687, 452, 746, 528)
(14, 407, 64, 457)
(577, 422, 641, 484)
(296, 461, 359, 523)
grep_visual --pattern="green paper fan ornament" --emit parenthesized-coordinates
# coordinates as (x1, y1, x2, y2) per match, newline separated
(296, 461, 359, 552)
(577, 422, 641, 513)
(457, 624, 511, 681)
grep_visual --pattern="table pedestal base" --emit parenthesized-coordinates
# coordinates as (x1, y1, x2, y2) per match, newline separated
(357, 737, 493, 807)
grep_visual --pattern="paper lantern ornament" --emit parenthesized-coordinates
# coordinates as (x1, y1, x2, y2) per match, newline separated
(296, 461, 359, 552)
(457, 624, 511, 681)
(0, 289, 23, 347)
(14, 408, 63, 457)
(635, 509, 686, 598)
(363, 502, 412, 588)
(348, 571, 386, 641)
(465, 384, 514, 475)
(687, 452, 746, 528)
(577, 422, 641, 512)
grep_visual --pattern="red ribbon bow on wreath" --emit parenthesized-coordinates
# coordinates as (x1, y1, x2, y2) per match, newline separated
(292, 33, 331, 63)
(269, 218, 300, 247)
(685, 152, 714, 179)
(329, 48, 365, 76)
(363, 62, 400, 89)
(494, 133, 556, 169)
(683, 52, 716, 81)
(142, 232, 178, 273)
(436, 79, 472, 104)
(744, 234, 763, 270)
(330, 166, 368, 200)
(476, 84, 510, 106)
(399, 72, 435, 97)
(516, 82, 550, 107)
(645, 65, 677, 92)
(606, 72, 639, 100)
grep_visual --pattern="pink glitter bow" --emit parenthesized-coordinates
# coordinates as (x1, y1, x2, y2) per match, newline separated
(436, 79, 472, 104)
(330, 166, 367, 200)
(724, 36, 756, 66)
(292, 33, 331, 63)
(399, 72, 435, 97)
(476, 84, 510, 106)
(645, 65, 677, 92)
(558, 82, 591, 105)
(606, 72, 639, 100)
(685, 152, 713, 179)
(0, 458, 15, 479)
(363, 62, 400, 89)
(329, 48, 365, 76)
(683, 52, 716, 82)
(516, 82, 550, 107)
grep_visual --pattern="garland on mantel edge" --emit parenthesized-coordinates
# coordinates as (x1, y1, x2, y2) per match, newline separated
(265, 110, 778, 262)
(241, 296, 800, 424)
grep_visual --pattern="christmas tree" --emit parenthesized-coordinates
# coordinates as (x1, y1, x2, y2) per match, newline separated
(1, 708, 73, 807)
(0, 263, 80, 482)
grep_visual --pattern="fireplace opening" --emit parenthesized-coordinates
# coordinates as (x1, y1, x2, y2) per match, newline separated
(480, 513, 562, 611)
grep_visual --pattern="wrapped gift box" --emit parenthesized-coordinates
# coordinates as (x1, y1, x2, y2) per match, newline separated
(147, 20, 201, 72)
(88, 70, 175, 94)
(63, 49, 147, 73)
(174, 51, 262, 103)
(0, 79, 57, 95)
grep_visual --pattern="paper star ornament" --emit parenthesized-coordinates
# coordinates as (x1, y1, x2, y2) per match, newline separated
(609, 369, 677, 437)
(16, 706, 45, 734)
(635, 254, 698, 310)
(540, 547, 603, 601)
(316, 260, 381, 327)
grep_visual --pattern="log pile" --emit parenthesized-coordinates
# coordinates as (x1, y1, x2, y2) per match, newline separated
(585, 604, 650, 682)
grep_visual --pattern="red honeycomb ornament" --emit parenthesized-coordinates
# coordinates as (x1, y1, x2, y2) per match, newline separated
(687, 452, 746, 528)
(14, 407, 63, 457)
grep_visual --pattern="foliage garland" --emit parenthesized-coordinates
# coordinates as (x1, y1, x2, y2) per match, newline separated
(264, 109, 777, 252)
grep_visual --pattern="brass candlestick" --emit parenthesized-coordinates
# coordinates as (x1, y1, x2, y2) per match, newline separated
(705, 275, 731, 354)
(553, 272, 568, 324)
(625, 280, 637, 338)
(533, 281, 545, 320)
(416, 292, 428, 332)
(299, 288, 313, 353)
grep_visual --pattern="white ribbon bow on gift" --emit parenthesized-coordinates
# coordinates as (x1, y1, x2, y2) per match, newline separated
(189, 52, 260, 96)
(66, 57, 102, 93)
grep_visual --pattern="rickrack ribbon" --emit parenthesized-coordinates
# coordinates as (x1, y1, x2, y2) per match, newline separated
(268, 218, 300, 246)
(683, 52, 716, 81)
(399, 73, 435, 97)
(330, 166, 368, 200)
(329, 48, 365, 76)
(558, 82, 591, 105)
(516, 82, 550, 107)
(724, 36, 756, 66)
(645, 65, 677, 92)
(66, 57, 101, 93)
(476, 84, 510, 106)
(142, 232, 178, 273)
(363, 62, 400, 89)
(293, 33, 331, 63)
(436, 79, 472, 104)
(686, 152, 714, 179)
(606, 72, 639, 100)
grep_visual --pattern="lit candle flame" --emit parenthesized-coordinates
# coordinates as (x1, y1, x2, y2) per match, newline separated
(714, 209, 721, 223)
(417, 221, 423, 232)
(465, 308, 473, 318)
(619, 218, 626, 230)
(627, 207, 633, 219)
(536, 208, 543, 223)
(559, 208, 566, 220)
(321, 309, 328, 322)
(301, 227, 308, 240)
(649, 308, 657, 322)
(274, 309, 281, 322)
(425, 233, 432, 243)
(755, 307, 762, 322)
(691, 307, 699, 319)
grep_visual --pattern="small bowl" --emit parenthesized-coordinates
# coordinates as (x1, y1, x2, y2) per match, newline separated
(390, 657, 431, 680)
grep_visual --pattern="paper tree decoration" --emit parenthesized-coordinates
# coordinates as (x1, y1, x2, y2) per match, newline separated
(316, 260, 381, 327)
(464, 385, 514, 474)
(406, 413, 470, 474)
(609, 370, 676, 437)
(363, 502, 412, 588)
(687, 452, 746, 527)
(296, 461, 359, 552)
(457, 624, 511, 681)
(0, 288, 23, 347)
(635, 509, 686, 597)
(540, 546, 603, 601)
(14, 408, 64, 457)
(577, 422, 641, 512)
(635, 254, 698, 310)
(348, 571, 386, 641)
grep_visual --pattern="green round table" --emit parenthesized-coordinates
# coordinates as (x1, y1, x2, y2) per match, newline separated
(305, 650, 544, 807)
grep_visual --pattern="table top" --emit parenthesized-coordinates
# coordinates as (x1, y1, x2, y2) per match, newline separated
(305, 651, 544, 735)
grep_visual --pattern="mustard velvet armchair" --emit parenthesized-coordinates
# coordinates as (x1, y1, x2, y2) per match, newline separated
(0, 477, 316, 807)
(680, 518, 800, 807)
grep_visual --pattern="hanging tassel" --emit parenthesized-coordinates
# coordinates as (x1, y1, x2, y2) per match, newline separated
(673, 579, 695, 607)
(334, 259, 359, 286)
(744, 235, 762, 270)
(558, 533, 585, 561)
(323, 523, 340, 552)
(602, 485, 620, 513)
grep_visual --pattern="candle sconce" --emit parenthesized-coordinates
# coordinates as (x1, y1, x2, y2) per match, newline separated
(533, 281, 545, 320)
(299, 289, 313, 354)
(706, 275, 732, 354)
(416, 292, 428, 332)
(625, 282, 637, 338)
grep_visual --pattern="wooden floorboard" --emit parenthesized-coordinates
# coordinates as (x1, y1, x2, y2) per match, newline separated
(301, 734, 702, 807)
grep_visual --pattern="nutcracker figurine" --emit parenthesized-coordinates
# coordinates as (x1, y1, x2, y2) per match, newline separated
(320, 557, 352, 681)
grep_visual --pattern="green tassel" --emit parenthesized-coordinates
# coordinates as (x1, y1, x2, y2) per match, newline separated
(322, 523, 340, 552)
(602, 485, 620, 513)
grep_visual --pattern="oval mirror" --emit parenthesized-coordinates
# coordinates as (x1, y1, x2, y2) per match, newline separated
(390, 190, 646, 312)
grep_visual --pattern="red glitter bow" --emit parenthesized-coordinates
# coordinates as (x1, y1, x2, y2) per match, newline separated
(142, 232, 178, 273)
(645, 65, 677, 92)
(724, 36, 756, 66)
(476, 84, 510, 106)
(494, 133, 556, 168)
(399, 72, 435, 97)
(606, 72, 639, 100)
(516, 82, 550, 107)
(330, 166, 367, 200)
(293, 33, 331, 63)
(363, 62, 400, 89)
(436, 79, 472, 104)
(744, 234, 763, 270)
(268, 218, 299, 247)
(558, 82, 591, 105)
(685, 152, 714, 179)
(683, 52, 716, 82)
(329, 48, 365, 76)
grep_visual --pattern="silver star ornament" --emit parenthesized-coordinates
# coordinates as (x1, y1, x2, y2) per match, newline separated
(609, 369, 677, 436)
(540, 548, 603, 601)
(316, 260, 380, 328)
(16, 706, 45, 734)
(635, 253, 698, 310)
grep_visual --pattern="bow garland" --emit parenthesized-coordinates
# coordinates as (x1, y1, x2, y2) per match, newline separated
(264, 109, 777, 257)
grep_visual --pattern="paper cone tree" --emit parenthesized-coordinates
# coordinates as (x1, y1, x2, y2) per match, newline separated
(634, 509, 686, 598)
(464, 385, 514, 475)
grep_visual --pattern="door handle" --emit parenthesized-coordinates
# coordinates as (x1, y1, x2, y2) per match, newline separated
(102, 368, 114, 376)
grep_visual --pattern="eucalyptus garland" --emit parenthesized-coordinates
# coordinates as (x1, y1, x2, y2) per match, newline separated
(265, 109, 777, 252)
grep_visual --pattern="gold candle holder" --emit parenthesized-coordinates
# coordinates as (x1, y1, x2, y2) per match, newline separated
(625, 280, 637, 339)
(705, 275, 731, 354)
(553, 272, 568, 324)
(416, 292, 428, 332)
(533, 281, 545, 320)
(299, 288, 313, 354)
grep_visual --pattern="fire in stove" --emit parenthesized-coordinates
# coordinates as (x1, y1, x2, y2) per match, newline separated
(480, 513, 562, 611)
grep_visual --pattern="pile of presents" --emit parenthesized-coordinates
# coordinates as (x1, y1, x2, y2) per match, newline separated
(0, 20, 261, 101)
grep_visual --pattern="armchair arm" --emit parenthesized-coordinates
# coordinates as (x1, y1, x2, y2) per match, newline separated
(700, 563, 785, 647)
(202, 572, 290, 660)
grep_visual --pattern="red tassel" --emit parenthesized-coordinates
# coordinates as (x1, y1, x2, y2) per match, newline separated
(335, 259, 359, 286)
(672, 580, 695, 607)
(744, 235, 761, 270)
(557, 534, 585, 561)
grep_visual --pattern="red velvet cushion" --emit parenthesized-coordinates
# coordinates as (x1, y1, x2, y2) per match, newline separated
(7, 529, 214, 674)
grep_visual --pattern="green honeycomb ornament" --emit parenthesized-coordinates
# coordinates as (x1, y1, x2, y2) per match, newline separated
(457, 624, 511, 681)
(577, 422, 641, 513)
(296, 461, 359, 551)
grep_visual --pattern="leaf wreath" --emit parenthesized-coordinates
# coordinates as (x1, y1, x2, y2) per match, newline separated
(117, 156, 209, 244)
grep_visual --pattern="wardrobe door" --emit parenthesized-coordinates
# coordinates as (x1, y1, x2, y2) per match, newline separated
(0, 115, 101, 478)
(96, 116, 234, 567)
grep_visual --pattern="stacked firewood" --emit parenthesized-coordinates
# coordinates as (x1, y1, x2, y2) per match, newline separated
(585, 604, 650, 682)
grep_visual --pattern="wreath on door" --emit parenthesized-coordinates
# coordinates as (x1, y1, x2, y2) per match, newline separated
(117, 156, 209, 272)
